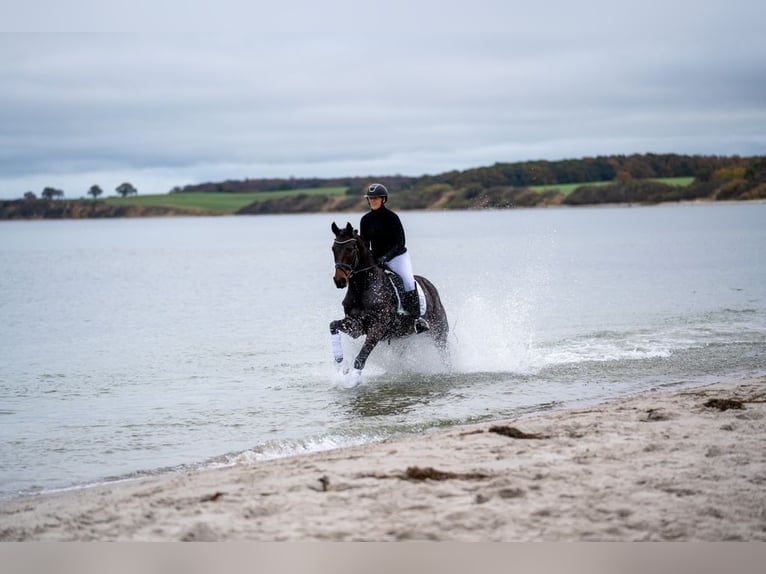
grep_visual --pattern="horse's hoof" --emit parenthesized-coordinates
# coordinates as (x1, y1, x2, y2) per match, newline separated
(342, 368, 362, 389)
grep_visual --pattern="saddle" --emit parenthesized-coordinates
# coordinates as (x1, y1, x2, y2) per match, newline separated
(384, 270, 426, 317)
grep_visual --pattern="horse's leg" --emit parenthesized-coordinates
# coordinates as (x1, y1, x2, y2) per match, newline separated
(329, 320, 345, 363)
(348, 323, 386, 386)
(329, 316, 363, 363)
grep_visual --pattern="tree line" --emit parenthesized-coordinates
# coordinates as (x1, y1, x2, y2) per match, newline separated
(386, 156, 766, 209)
(20, 153, 759, 201)
(8, 153, 766, 218)
(237, 155, 766, 214)
(25, 182, 139, 201)
(341, 153, 752, 196)
(178, 152, 759, 200)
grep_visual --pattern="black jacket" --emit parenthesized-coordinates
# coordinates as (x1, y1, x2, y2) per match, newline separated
(360, 206, 407, 262)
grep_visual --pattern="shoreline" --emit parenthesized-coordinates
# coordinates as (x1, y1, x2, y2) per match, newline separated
(2, 197, 764, 221)
(1, 376, 764, 541)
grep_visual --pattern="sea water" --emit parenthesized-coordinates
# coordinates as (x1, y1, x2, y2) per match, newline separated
(1, 203, 764, 498)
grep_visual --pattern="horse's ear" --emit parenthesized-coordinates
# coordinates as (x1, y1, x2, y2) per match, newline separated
(331, 222, 340, 235)
(345, 222, 353, 233)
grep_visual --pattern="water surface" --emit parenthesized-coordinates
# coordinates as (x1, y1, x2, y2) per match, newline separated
(1, 203, 764, 497)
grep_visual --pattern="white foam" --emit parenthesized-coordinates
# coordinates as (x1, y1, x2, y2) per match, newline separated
(224, 434, 385, 466)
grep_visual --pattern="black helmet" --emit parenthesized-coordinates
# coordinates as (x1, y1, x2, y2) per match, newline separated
(364, 183, 388, 198)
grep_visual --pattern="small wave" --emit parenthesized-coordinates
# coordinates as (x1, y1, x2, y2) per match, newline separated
(721, 307, 757, 315)
(210, 433, 387, 468)
(539, 343, 672, 367)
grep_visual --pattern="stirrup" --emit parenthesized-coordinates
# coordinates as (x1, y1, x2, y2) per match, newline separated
(414, 317, 430, 334)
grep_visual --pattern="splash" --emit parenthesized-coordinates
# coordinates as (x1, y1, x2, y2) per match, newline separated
(447, 290, 538, 374)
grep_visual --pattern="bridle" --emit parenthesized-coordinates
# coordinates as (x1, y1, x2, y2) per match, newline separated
(333, 236, 375, 278)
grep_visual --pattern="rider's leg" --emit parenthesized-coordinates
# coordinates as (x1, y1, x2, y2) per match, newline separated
(387, 253, 429, 333)
(385, 253, 415, 291)
(401, 290, 429, 333)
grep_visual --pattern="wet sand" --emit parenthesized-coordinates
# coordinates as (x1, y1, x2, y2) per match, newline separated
(1, 377, 765, 541)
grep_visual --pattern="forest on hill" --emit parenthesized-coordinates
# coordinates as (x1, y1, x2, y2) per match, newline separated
(2, 153, 764, 219)
(178, 153, 747, 196)
(237, 153, 766, 214)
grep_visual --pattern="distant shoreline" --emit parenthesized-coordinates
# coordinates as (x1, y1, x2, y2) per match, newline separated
(1, 196, 764, 221)
(5, 153, 763, 219)
(0, 199, 219, 220)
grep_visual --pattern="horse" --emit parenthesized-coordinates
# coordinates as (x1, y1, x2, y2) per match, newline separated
(329, 221, 449, 387)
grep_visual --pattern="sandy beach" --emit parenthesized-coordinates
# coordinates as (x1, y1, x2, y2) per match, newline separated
(1, 377, 765, 541)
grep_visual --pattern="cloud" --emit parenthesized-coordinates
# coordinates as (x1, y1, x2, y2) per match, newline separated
(0, 1, 765, 198)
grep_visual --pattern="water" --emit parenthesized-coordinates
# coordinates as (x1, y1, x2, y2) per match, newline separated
(1, 203, 765, 498)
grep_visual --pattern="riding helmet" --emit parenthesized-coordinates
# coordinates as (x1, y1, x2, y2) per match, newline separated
(364, 183, 388, 198)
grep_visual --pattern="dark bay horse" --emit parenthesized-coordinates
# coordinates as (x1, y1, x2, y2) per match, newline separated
(330, 221, 449, 386)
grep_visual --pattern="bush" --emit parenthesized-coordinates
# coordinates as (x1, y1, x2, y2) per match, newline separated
(396, 184, 454, 209)
(237, 194, 333, 214)
(563, 181, 678, 205)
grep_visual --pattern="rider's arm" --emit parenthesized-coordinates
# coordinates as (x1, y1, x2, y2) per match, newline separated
(378, 211, 406, 263)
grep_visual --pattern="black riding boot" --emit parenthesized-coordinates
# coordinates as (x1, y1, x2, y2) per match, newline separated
(402, 290, 429, 333)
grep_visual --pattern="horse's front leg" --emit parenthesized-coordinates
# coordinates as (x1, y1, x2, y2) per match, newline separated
(329, 316, 363, 363)
(348, 322, 386, 386)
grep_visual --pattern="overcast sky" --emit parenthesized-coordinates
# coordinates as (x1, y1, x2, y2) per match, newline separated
(1, 0, 764, 199)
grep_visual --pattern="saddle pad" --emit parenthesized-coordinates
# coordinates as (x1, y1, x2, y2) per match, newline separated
(416, 281, 426, 316)
(386, 275, 427, 317)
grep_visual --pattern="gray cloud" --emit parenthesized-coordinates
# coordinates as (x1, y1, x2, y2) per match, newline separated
(1, 0, 764, 198)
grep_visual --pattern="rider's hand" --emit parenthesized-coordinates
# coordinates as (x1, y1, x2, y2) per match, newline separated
(376, 256, 388, 266)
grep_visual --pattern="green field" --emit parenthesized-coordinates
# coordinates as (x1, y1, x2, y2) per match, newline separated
(652, 177, 695, 187)
(530, 176, 694, 195)
(105, 187, 348, 212)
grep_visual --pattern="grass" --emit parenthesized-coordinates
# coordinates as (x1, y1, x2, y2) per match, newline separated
(653, 177, 695, 187)
(104, 187, 349, 213)
(530, 176, 694, 195)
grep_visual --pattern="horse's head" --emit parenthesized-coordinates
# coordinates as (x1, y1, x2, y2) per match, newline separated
(331, 221, 361, 289)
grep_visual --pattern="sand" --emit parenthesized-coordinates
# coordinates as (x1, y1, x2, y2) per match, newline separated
(1, 377, 765, 541)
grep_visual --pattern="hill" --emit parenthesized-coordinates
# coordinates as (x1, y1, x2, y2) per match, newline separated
(237, 154, 766, 213)
(3, 154, 765, 219)
(0, 199, 212, 220)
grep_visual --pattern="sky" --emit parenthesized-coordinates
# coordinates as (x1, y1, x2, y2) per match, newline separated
(1, 0, 765, 199)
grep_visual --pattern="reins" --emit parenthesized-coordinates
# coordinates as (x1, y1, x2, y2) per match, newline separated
(349, 264, 376, 276)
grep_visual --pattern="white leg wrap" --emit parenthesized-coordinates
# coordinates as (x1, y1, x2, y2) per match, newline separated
(331, 332, 343, 363)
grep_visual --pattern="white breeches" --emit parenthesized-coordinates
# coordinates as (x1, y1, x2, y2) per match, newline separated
(385, 252, 416, 292)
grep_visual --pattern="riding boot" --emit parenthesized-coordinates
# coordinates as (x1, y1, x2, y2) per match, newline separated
(402, 290, 429, 333)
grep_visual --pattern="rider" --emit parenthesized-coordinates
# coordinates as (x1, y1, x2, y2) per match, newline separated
(360, 183, 429, 333)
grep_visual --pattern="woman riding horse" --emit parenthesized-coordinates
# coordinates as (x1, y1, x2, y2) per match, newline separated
(330, 217, 449, 387)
